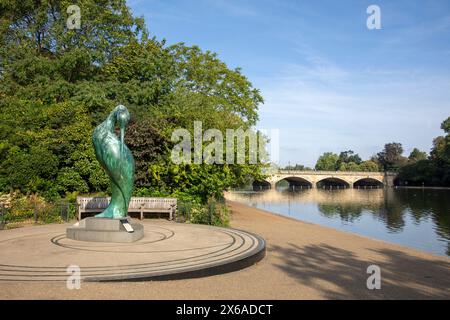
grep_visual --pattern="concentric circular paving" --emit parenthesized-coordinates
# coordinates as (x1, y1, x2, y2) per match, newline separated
(0, 220, 265, 282)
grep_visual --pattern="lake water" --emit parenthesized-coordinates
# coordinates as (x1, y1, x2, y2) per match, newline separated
(226, 188, 450, 257)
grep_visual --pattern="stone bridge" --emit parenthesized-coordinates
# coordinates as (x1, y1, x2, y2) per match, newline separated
(226, 188, 386, 205)
(259, 170, 397, 189)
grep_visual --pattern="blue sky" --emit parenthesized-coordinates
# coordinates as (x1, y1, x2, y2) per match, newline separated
(127, 0, 450, 167)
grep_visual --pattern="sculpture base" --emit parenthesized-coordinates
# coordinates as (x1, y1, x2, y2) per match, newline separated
(1, 221, 265, 281)
(66, 217, 144, 243)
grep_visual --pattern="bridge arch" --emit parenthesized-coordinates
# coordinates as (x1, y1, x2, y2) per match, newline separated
(252, 180, 271, 190)
(275, 176, 313, 190)
(354, 178, 384, 188)
(316, 177, 351, 189)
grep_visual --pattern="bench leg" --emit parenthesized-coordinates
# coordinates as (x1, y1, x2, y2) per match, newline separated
(140, 210, 143, 220)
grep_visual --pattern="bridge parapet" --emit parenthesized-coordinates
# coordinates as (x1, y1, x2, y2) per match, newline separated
(277, 170, 389, 176)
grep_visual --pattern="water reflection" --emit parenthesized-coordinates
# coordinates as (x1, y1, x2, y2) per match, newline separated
(226, 188, 450, 257)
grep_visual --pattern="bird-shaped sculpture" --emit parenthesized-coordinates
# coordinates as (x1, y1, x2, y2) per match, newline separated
(92, 105, 135, 219)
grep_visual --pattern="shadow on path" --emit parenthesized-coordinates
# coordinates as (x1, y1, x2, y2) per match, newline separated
(271, 243, 450, 299)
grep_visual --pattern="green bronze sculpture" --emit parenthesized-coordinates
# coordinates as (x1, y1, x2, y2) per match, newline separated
(93, 105, 135, 219)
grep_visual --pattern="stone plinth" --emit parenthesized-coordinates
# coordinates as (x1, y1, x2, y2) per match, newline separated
(66, 217, 144, 243)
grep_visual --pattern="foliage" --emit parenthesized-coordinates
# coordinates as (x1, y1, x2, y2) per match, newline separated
(338, 161, 360, 171)
(397, 160, 440, 186)
(282, 164, 312, 171)
(358, 160, 380, 172)
(337, 150, 362, 167)
(172, 197, 229, 227)
(397, 117, 450, 186)
(315, 152, 339, 171)
(376, 142, 407, 171)
(2, 194, 65, 225)
(315, 150, 367, 171)
(189, 198, 230, 227)
(408, 148, 427, 163)
(0, 0, 266, 208)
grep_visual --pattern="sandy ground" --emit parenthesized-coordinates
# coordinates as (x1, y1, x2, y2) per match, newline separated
(1, 200, 449, 299)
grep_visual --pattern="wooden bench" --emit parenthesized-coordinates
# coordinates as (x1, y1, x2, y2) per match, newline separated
(76, 197, 177, 221)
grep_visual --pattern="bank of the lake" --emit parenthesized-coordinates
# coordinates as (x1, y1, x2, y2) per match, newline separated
(227, 188, 450, 257)
(225, 200, 450, 299)
(395, 186, 450, 190)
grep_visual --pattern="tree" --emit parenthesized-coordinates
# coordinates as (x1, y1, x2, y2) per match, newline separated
(397, 116, 450, 186)
(0, 0, 145, 66)
(397, 160, 438, 186)
(359, 160, 380, 172)
(430, 136, 446, 162)
(441, 117, 450, 133)
(315, 152, 339, 171)
(377, 142, 406, 171)
(124, 118, 169, 188)
(337, 150, 362, 167)
(346, 162, 361, 171)
(408, 148, 427, 163)
(0, 0, 266, 202)
(440, 116, 450, 162)
(283, 164, 312, 171)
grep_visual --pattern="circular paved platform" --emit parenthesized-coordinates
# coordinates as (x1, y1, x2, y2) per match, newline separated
(0, 220, 265, 282)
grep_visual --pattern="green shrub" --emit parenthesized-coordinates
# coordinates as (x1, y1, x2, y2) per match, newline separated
(6, 196, 35, 222)
(38, 203, 63, 224)
(177, 200, 193, 222)
(189, 198, 230, 227)
(3, 194, 64, 224)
